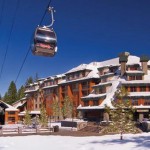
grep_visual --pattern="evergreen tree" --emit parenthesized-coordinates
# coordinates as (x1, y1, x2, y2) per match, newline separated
(4, 81, 17, 104)
(25, 76, 34, 86)
(40, 105, 48, 127)
(24, 110, 31, 126)
(103, 86, 139, 139)
(62, 96, 73, 119)
(3, 92, 9, 102)
(17, 85, 25, 100)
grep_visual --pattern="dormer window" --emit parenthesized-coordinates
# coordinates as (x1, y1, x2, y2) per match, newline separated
(75, 72, 80, 78)
(82, 71, 85, 77)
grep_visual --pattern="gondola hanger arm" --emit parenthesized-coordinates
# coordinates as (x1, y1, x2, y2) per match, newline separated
(46, 6, 55, 28)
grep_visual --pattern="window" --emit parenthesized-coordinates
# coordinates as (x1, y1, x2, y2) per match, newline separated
(75, 72, 80, 78)
(72, 83, 78, 90)
(129, 76, 136, 80)
(84, 101, 89, 106)
(82, 72, 85, 77)
(8, 117, 15, 122)
(8, 111, 15, 115)
(148, 86, 150, 92)
(140, 86, 146, 92)
(136, 76, 142, 80)
(82, 82, 89, 89)
(144, 99, 150, 105)
(130, 86, 136, 92)
(93, 100, 99, 106)
(82, 91, 89, 96)
(131, 100, 138, 106)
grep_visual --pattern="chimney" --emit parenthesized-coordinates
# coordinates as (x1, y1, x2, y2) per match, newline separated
(140, 55, 149, 75)
(119, 52, 130, 76)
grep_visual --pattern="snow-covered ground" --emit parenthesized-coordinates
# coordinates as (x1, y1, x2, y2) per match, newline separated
(0, 133, 150, 150)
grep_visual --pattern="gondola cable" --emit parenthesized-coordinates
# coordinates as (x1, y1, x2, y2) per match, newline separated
(0, 0, 20, 80)
(15, 35, 33, 83)
(15, 0, 53, 83)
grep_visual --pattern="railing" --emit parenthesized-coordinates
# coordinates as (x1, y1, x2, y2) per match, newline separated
(0, 126, 57, 135)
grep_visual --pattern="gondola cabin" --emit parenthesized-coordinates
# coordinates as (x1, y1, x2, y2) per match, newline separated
(32, 27, 57, 57)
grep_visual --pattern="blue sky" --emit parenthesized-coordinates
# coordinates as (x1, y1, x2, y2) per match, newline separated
(0, 0, 150, 96)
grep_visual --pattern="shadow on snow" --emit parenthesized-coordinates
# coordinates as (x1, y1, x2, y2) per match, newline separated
(86, 134, 150, 149)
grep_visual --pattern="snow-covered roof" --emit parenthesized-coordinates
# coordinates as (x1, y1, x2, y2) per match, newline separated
(126, 55, 141, 65)
(30, 111, 40, 115)
(24, 88, 39, 93)
(0, 100, 18, 111)
(18, 110, 40, 116)
(99, 80, 120, 108)
(92, 82, 112, 88)
(44, 74, 66, 81)
(5, 107, 19, 111)
(13, 101, 26, 109)
(58, 75, 99, 84)
(42, 84, 58, 89)
(66, 63, 98, 74)
(122, 80, 150, 85)
(97, 57, 120, 68)
(81, 93, 107, 100)
(100, 73, 114, 78)
(128, 92, 150, 97)
(77, 105, 105, 110)
(133, 105, 150, 109)
(126, 71, 144, 74)
(59, 69, 99, 84)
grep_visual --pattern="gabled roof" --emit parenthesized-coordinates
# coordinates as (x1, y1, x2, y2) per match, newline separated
(0, 100, 18, 111)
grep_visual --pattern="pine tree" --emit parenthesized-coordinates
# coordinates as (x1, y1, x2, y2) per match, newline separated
(25, 76, 34, 86)
(62, 96, 73, 119)
(17, 85, 25, 100)
(40, 105, 48, 127)
(24, 110, 31, 126)
(103, 86, 139, 139)
(3, 81, 17, 104)
(3, 92, 9, 102)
